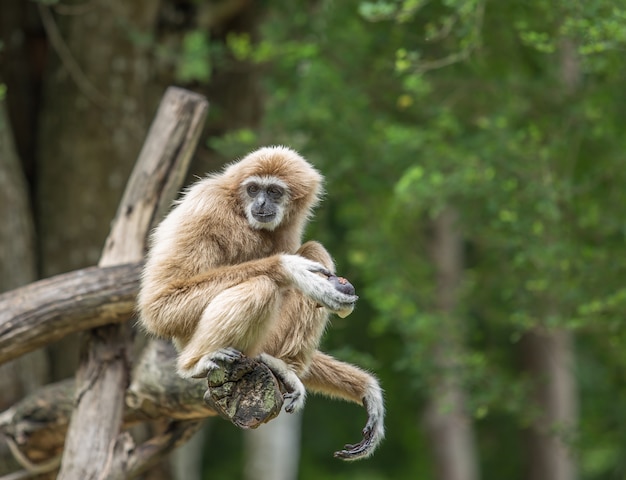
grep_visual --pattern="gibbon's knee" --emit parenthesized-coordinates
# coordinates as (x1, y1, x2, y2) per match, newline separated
(297, 241, 335, 272)
(177, 276, 281, 370)
(261, 288, 330, 373)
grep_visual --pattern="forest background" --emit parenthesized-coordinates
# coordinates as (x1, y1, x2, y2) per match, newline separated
(1, 1, 626, 479)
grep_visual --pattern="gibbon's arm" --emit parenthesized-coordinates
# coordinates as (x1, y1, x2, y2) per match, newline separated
(140, 250, 358, 339)
(302, 351, 385, 461)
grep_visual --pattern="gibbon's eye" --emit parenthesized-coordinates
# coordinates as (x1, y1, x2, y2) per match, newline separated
(247, 184, 260, 197)
(267, 185, 285, 200)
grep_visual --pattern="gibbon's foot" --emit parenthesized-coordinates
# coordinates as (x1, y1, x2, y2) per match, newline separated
(257, 353, 306, 413)
(333, 396, 384, 461)
(283, 390, 304, 413)
(333, 427, 376, 461)
(188, 347, 244, 379)
(213, 347, 244, 362)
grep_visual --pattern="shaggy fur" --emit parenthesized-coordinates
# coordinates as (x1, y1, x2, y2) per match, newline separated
(137, 146, 384, 459)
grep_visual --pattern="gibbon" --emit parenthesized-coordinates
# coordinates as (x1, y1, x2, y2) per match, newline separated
(138, 146, 384, 460)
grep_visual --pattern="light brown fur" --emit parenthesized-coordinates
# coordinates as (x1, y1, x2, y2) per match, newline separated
(138, 146, 384, 460)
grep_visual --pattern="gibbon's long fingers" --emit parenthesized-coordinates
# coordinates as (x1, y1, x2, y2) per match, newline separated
(280, 255, 357, 314)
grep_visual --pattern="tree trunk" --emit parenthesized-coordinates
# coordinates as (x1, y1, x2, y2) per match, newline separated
(35, 0, 161, 379)
(244, 411, 302, 480)
(520, 37, 580, 480)
(423, 207, 479, 480)
(0, 99, 49, 474)
(521, 329, 577, 480)
(57, 87, 208, 480)
(170, 426, 208, 480)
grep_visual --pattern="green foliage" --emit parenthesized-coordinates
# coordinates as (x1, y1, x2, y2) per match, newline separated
(207, 0, 626, 477)
(175, 30, 212, 83)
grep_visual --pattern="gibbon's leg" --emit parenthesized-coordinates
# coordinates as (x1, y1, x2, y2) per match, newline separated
(297, 240, 335, 271)
(256, 240, 336, 412)
(302, 351, 385, 461)
(176, 275, 281, 378)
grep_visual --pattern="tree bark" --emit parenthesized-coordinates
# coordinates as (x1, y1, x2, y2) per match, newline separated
(0, 99, 49, 474)
(35, 0, 162, 381)
(57, 87, 208, 480)
(521, 329, 577, 480)
(423, 207, 479, 480)
(0, 263, 140, 365)
(0, 337, 290, 475)
(520, 37, 580, 480)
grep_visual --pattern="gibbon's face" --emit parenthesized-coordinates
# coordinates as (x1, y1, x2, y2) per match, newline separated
(242, 176, 289, 231)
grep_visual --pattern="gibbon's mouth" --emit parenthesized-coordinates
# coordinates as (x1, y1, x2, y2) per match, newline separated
(252, 211, 276, 223)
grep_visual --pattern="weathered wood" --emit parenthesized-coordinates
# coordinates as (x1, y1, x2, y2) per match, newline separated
(127, 340, 216, 421)
(58, 87, 209, 480)
(0, 339, 286, 475)
(0, 263, 141, 366)
(0, 86, 290, 477)
(204, 357, 285, 429)
(107, 420, 205, 480)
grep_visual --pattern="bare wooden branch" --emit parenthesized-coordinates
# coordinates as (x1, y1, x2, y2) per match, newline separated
(107, 420, 204, 480)
(0, 263, 140, 366)
(0, 338, 286, 474)
(0, 86, 289, 477)
(100, 87, 209, 266)
(58, 87, 209, 480)
(127, 340, 215, 421)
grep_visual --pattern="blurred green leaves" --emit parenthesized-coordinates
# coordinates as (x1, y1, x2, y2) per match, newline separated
(175, 30, 212, 83)
(207, 0, 626, 476)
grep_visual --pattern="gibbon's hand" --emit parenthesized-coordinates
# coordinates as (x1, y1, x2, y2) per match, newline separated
(280, 255, 358, 317)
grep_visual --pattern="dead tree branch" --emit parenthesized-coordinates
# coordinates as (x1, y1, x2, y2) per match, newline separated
(58, 87, 209, 480)
(0, 87, 286, 478)
(0, 263, 140, 366)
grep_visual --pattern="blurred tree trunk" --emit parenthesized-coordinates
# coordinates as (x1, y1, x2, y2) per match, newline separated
(244, 410, 302, 480)
(34, 2, 169, 478)
(36, 0, 160, 378)
(520, 38, 580, 480)
(170, 426, 209, 480)
(5, 0, 268, 476)
(0, 100, 49, 473)
(521, 329, 577, 480)
(424, 207, 479, 480)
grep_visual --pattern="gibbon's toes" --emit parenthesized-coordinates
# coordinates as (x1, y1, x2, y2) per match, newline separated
(333, 427, 376, 461)
(212, 347, 243, 363)
(209, 347, 244, 363)
(333, 439, 371, 461)
(183, 356, 220, 379)
(283, 391, 304, 413)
